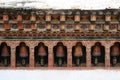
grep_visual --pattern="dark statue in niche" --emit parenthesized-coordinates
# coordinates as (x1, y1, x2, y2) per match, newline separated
(0, 42, 11, 67)
(53, 42, 67, 67)
(72, 42, 86, 67)
(91, 42, 105, 67)
(34, 42, 48, 67)
(110, 42, 120, 67)
(16, 42, 30, 67)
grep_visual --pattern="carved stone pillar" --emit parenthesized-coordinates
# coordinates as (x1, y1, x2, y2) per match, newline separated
(10, 42, 16, 68)
(86, 41, 92, 67)
(48, 42, 54, 67)
(104, 41, 111, 68)
(66, 41, 72, 67)
(29, 41, 34, 68)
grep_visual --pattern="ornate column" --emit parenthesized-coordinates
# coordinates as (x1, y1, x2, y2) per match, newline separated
(104, 41, 111, 68)
(29, 41, 35, 68)
(47, 41, 55, 67)
(66, 41, 73, 67)
(85, 41, 92, 67)
(10, 41, 16, 68)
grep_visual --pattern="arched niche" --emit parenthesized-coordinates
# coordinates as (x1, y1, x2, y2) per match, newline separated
(15, 42, 30, 67)
(34, 42, 48, 67)
(53, 42, 67, 67)
(0, 42, 11, 67)
(91, 42, 105, 67)
(110, 42, 120, 67)
(72, 42, 86, 67)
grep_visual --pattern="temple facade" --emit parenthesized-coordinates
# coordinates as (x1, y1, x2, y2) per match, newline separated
(0, 8, 120, 69)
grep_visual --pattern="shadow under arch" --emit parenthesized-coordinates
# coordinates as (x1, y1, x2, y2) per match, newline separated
(0, 42, 11, 67)
(16, 42, 30, 67)
(53, 42, 67, 67)
(91, 42, 105, 67)
(110, 42, 120, 67)
(34, 42, 48, 67)
(72, 42, 86, 67)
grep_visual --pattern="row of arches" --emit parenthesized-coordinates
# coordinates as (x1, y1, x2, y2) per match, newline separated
(0, 42, 120, 67)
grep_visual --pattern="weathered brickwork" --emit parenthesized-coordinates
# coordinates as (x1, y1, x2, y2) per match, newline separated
(0, 8, 119, 69)
(0, 40, 118, 69)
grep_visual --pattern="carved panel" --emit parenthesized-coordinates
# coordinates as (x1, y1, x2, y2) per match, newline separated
(105, 15, 111, 21)
(104, 24, 109, 31)
(23, 15, 30, 20)
(118, 24, 120, 30)
(66, 15, 74, 21)
(91, 15, 96, 21)
(51, 14, 60, 21)
(74, 24, 80, 30)
(3, 14, 8, 21)
(81, 15, 89, 22)
(60, 15, 65, 21)
(96, 15, 104, 21)
(46, 15, 51, 21)
(37, 23, 46, 31)
(111, 15, 119, 21)
(46, 23, 51, 30)
(80, 24, 89, 32)
(0, 23, 4, 31)
(66, 24, 74, 32)
(17, 15, 22, 21)
(37, 15, 45, 21)
(10, 23, 18, 31)
(94, 24, 103, 32)
(51, 24, 60, 31)
(0, 14, 3, 20)
(9, 15, 17, 21)
(75, 15, 80, 21)
(23, 23, 31, 31)
(109, 24, 118, 32)
(30, 15, 36, 21)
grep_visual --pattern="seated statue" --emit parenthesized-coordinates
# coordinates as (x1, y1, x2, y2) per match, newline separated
(34, 42, 48, 67)
(110, 42, 120, 67)
(91, 42, 105, 66)
(54, 42, 67, 67)
(16, 42, 29, 67)
(0, 42, 11, 67)
(72, 42, 86, 67)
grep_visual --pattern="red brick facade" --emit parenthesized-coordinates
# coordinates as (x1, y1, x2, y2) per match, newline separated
(0, 8, 119, 69)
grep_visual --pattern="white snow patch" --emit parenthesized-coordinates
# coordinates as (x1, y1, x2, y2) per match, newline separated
(0, 0, 120, 10)
(0, 69, 120, 80)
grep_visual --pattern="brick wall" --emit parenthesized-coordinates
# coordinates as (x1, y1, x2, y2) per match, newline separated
(0, 40, 118, 69)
